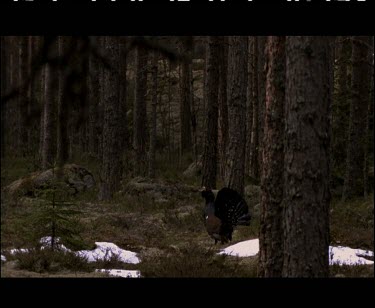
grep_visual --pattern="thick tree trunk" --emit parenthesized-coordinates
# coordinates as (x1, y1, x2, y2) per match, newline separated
(218, 36, 229, 180)
(342, 36, 371, 200)
(178, 37, 193, 155)
(99, 36, 121, 201)
(283, 36, 331, 278)
(149, 51, 158, 178)
(133, 45, 148, 176)
(225, 36, 248, 196)
(202, 37, 220, 189)
(259, 36, 286, 278)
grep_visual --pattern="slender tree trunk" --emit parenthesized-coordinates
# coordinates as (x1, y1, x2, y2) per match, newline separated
(363, 36, 373, 197)
(149, 51, 158, 178)
(342, 36, 371, 200)
(332, 37, 351, 176)
(178, 37, 193, 155)
(42, 62, 58, 170)
(259, 36, 286, 278)
(225, 36, 248, 196)
(202, 37, 220, 189)
(218, 36, 229, 180)
(56, 36, 69, 167)
(19, 36, 29, 157)
(99, 36, 121, 201)
(88, 36, 100, 158)
(283, 36, 331, 278)
(1, 36, 7, 159)
(119, 37, 128, 164)
(133, 45, 148, 176)
(257, 36, 266, 179)
(250, 37, 260, 180)
(245, 36, 254, 177)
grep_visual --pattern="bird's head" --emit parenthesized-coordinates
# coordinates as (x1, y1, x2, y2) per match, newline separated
(200, 186, 215, 203)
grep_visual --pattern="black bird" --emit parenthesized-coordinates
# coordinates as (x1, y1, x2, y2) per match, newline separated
(200, 186, 251, 244)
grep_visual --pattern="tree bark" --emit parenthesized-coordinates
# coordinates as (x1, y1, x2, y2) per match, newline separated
(342, 36, 371, 200)
(225, 36, 248, 196)
(245, 37, 254, 177)
(257, 36, 266, 179)
(332, 37, 351, 176)
(149, 51, 158, 178)
(259, 36, 286, 278)
(56, 36, 70, 167)
(178, 37, 193, 155)
(283, 36, 331, 278)
(202, 37, 220, 189)
(218, 36, 229, 181)
(1, 36, 7, 159)
(249, 37, 260, 180)
(133, 45, 148, 176)
(18, 36, 29, 156)
(99, 36, 121, 201)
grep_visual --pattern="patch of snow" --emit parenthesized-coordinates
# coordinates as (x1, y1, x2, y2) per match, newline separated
(329, 246, 374, 266)
(10, 248, 29, 255)
(218, 239, 259, 257)
(1, 255, 6, 262)
(218, 239, 374, 267)
(95, 269, 141, 278)
(40, 236, 70, 252)
(77, 242, 140, 264)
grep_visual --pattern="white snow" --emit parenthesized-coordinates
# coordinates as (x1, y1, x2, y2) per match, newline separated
(8, 237, 140, 265)
(218, 239, 374, 266)
(1, 255, 6, 262)
(218, 239, 259, 257)
(95, 269, 141, 278)
(329, 246, 374, 266)
(76, 242, 140, 264)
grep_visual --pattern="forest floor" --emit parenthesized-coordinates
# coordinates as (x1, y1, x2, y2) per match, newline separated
(1, 156, 373, 278)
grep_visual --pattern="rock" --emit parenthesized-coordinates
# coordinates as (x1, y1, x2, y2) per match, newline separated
(3, 164, 95, 198)
(122, 177, 198, 201)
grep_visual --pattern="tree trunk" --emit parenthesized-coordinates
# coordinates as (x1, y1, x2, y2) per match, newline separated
(88, 36, 101, 158)
(259, 36, 286, 278)
(283, 36, 331, 278)
(218, 36, 229, 180)
(249, 37, 260, 180)
(245, 37, 254, 177)
(119, 37, 128, 163)
(332, 37, 351, 176)
(1, 36, 7, 159)
(178, 37, 193, 155)
(202, 37, 220, 189)
(56, 36, 70, 167)
(342, 37, 371, 200)
(149, 51, 158, 178)
(225, 36, 248, 196)
(18, 36, 29, 157)
(257, 36, 266, 179)
(133, 45, 148, 176)
(42, 61, 58, 170)
(99, 36, 121, 201)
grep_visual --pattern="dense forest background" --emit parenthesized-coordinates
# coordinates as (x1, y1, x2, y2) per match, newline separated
(1, 36, 374, 278)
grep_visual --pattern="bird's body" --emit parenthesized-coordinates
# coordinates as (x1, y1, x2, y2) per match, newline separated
(201, 187, 251, 244)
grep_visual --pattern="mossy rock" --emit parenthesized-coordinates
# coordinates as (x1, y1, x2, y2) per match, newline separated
(3, 164, 95, 198)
